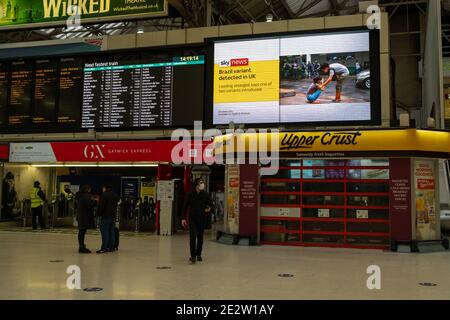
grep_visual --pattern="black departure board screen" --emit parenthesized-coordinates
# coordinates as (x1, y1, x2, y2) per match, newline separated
(34, 59, 58, 124)
(9, 61, 33, 127)
(82, 56, 204, 129)
(0, 62, 8, 127)
(58, 58, 83, 126)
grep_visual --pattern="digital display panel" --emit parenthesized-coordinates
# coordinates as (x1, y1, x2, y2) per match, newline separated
(211, 29, 380, 126)
(58, 58, 83, 126)
(81, 55, 205, 129)
(9, 61, 33, 127)
(34, 59, 58, 124)
(0, 62, 8, 127)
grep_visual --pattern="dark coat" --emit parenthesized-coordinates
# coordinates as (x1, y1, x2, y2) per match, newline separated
(182, 190, 213, 222)
(97, 191, 120, 220)
(76, 192, 95, 229)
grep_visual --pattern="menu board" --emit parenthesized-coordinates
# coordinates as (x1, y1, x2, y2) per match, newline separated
(9, 61, 33, 127)
(0, 62, 8, 127)
(58, 58, 83, 126)
(34, 59, 58, 124)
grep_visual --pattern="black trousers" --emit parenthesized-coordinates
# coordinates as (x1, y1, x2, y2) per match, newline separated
(189, 219, 205, 258)
(78, 229, 87, 247)
(31, 206, 45, 230)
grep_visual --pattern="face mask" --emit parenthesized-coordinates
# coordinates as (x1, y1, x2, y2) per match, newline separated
(198, 183, 205, 191)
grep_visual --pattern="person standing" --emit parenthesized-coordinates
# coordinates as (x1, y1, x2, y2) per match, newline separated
(76, 185, 95, 254)
(355, 61, 362, 74)
(292, 62, 299, 81)
(29, 181, 46, 230)
(96, 184, 119, 254)
(321, 62, 350, 103)
(182, 178, 213, 264)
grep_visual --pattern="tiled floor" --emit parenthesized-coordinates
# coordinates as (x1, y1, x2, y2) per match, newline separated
(1, 230, 450, 300)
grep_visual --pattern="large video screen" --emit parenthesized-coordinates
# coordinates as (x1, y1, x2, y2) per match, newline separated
(211, 29, 380, 126)
(82, 55, 204, 129)
(0, 51, 205, 133)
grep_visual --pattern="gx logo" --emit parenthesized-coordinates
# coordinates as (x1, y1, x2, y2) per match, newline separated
(83, 144, 106, 160)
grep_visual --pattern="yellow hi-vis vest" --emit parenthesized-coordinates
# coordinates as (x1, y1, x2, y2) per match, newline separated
(30, 187, 44, 208)
(62, 190, 73, 201)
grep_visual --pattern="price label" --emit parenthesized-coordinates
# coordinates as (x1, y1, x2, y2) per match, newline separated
(356, 210, 369, 219)
(318, 209, 330, 218)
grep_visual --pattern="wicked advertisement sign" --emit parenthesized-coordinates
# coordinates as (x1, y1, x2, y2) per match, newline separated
(0, 0, 167, 30)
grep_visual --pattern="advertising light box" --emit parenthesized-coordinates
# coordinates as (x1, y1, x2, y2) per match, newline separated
(209, 28, 381, 127)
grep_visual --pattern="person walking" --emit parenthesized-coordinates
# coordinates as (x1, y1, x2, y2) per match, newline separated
(181, 178, 213, 264)
(76, 185, 95, 254)
(96, 184, 119, 254)
(29, 181, 46, 230)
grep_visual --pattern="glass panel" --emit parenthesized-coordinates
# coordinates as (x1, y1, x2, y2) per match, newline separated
(347, 195, 389, 206)
(348, 169, 389, 180)
(346, 182, 389, 193)
(347, 223, 389, 233)
(261, 181, 301, 192)
(303, 221, 344, 232)
(303, 195, 344, 206)
(303, 182, 344, 192)
(302, 169, 325, 179)
(348, 159, 389, 167)
(302, 234, 344, 244)
(279, 159, 302, 167)
(261, 220, 300, 230)
(261, 194, 300, 205)
(266, 169, 301, 179)
(302, 208, 344, 218)
(346, 236, 389, 246)
(303, 159, 346, 166)
(261, 232, 300, 243)
(347, 209, 389, 220)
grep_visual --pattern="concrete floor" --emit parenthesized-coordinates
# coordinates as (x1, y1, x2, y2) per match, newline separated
(1, 230, 450, 300)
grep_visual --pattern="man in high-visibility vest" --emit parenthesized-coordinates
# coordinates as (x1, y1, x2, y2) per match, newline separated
(30, 181, 46, 230)
(62, 184, 74, 201)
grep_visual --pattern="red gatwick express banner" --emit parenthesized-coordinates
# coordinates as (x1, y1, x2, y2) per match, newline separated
(48, 140, 214, 163)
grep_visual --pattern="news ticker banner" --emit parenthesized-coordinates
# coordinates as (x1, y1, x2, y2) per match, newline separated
(0, 0, 168, 30)
(9, 141, 214, 163)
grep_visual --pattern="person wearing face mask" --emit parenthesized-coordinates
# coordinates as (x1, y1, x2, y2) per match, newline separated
(182, 178, 213, 264)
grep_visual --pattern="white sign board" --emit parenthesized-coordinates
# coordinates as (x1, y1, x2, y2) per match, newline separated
(157, 181, 174, 201)
(9, 143, 56, 162)
(356, 210, 369, 219)
(318, 209, 330, 218)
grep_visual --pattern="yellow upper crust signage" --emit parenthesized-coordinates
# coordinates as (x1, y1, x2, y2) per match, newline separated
(213, 129, 450, 155)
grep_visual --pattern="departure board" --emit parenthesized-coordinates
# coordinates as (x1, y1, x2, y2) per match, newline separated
(58, 58, 83, 126)
(34, 59, 58, 124)
(9, 61, 33, 127)
(0, 62, 7, 127)
(82, 56, 204, 129)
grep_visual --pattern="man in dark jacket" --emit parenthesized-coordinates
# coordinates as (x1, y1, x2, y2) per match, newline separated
(182, 178, 213, 264)
(76, 185, 95, 254)
(96, 184, 119, 254)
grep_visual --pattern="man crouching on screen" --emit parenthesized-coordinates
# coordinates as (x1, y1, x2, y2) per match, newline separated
(321, 62, 350, 103)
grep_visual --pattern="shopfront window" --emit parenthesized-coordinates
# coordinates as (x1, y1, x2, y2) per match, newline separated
(259, 158, 390, 248)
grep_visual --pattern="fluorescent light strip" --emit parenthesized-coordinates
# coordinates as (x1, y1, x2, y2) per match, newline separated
(31, 163, 159, 168)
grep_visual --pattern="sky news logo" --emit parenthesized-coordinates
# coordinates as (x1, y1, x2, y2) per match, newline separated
(219, 58, 249, 67)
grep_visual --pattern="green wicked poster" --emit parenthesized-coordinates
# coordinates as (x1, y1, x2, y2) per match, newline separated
(0, 0, 167, 29)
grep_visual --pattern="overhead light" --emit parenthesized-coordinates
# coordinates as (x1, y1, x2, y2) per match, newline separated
(31, 163, 159, 167)
(266, 13, 273, 22)
(137, 26, 144, 34)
